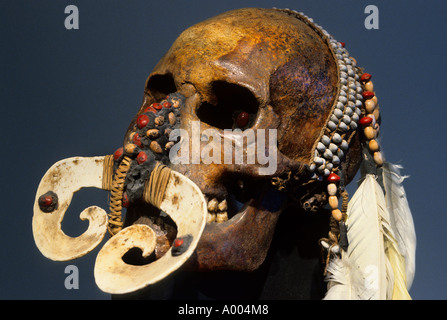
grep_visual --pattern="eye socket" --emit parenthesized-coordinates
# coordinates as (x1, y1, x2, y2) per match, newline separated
(146, 74, 177, 101)
(196, 81, 259, 130)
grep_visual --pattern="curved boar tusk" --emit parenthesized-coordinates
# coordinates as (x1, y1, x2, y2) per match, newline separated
(32, 156, 111, 261)
(94, 169, 207, 294)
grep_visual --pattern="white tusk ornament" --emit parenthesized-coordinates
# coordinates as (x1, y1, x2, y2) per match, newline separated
(32, 156, 108, 261)
(94, 169, 207, 294)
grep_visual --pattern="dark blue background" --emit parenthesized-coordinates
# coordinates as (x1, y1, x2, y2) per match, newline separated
(1, 0, 445, 299)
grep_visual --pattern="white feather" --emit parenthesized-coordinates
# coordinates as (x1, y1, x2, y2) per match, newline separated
(324, 174, 398, 299)
(324, 253, 372, 300)
(382, 162, 416, 289)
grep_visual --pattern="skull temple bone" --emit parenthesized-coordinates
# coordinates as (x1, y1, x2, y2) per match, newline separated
(33, 8, 371, 296)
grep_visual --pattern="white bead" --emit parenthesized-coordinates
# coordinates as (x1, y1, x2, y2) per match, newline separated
(342, 115, 351, 124)
(339, 122, 348, 132)
(323, 149, 333, 159)
(329, 143, 338, 153)
(321, 135, 330, 146)
(340, 140, 349, 151)
(330, 114, 339, 124)
(317, 142, 326, 152)
(332, 155, 340, 166)
(334, 108, 343, 118)
(314, 157, 325, 165)
(332, 133, 342, 144)
(327, 183, 337, 196)
(327, 121, 337, 131)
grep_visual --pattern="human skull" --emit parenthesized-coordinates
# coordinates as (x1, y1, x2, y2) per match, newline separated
(33, 8, 366, 294)
(123, 7, 362, 271)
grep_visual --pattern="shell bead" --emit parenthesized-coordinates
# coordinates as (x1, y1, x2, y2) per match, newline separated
(317, 142, 326, 152)
(329, 196, 339, 209)
(338, 122, 348, 132)
(314, 157, 325, 166)
(149, 141, 163, 154)
(332, 155, 340, 166)
(332, 133, 342, 144)
(340, 140, 349, 151)
(373, 151, 384, 166)
(124, 143, 137, 154)
(364, 126, 375, 140)
(329, 143, 338, 153)
(146, 129, 160, 139)
(333, 108, 343, 118)
(321, 135, 331, 146)
(327, 183, 338, 196)
(365, 99, 376, 113)
(364, 81, 374, 92)
(369, 139, 380, 152)
(332, 209, 343, 222)
(373, 107, 380, 121)
(327, 121, 337, 130)
(168, 112, 176, 125)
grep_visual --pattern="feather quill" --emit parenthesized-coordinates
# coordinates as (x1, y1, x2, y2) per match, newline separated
(324, 173, 412, 299)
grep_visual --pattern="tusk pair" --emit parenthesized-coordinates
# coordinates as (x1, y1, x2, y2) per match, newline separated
(32, 155, 207, 294)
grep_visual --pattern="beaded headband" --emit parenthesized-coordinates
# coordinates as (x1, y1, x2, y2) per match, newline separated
(274, 8, 382, 222)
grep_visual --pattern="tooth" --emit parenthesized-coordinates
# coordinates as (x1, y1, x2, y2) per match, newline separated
(207, 212, 216, 223)
(207, 198, 218, 212)
(215, 211, 228, 223)
(217, 199, 227, 212)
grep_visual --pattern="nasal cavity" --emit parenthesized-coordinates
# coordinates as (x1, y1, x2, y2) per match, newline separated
(196, 81, 259, 130)
(146, 74, 177, 101)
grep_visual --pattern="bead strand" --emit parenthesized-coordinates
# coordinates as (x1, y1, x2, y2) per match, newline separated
(359, 73, 383, 167)
(327, 173, 343, 222)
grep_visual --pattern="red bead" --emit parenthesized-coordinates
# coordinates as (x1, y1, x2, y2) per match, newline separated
(152, 103, 162, 110)
(162, 101, 171, 108)
(122, 192, 129, 208)
(327, 173, 341, 183)
(40, 195, 53, 207)
(362, 91, 375, 100)
(173, 238, 184, 248)
(236, 111, 249, 127)
(144, 106, 157, 114)
(136, 151, 147, 164)
(360, 73, 372, 82)
(359, 116, 373, 126)
(132, 133, 142, 147)
(137, 114, 149, 129)
(340, 42, 345, 48)
(113, 147, 123, 161)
